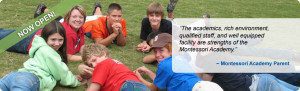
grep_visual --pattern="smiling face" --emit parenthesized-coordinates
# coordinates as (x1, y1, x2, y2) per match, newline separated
(68, 9, 84, 30)
(47, 33, 64, 51)
(107, 10, 122, 26)
(148, 13, 162, 29)
(154, 47, 171, 62)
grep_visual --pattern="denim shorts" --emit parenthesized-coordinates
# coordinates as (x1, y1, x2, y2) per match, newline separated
(0, 72, 39, 91)
(120, 80, 150, 91)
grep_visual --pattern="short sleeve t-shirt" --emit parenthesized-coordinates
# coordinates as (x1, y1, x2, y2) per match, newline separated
(92, 58, 140, 91)
(140, 18, 172, 41)
(154, 57, 201, 91)
(89, 16, 127, 40)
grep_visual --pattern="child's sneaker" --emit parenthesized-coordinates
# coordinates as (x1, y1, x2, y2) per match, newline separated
(34, 3, 47, 18)
(92, 2, 102, 15)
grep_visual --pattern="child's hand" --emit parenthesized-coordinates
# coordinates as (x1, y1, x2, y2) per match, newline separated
(136, 43, 144, 51)
(137, 42, 146, 51)
(76, 75, 83, 82)
(137, 42, 150, 52)
(133, 70, 144, 80)
(78, 64, 94, 76)
(136, 66, 150, 75)
(141, 44, 151, 52)
(112, 23, 122, 35)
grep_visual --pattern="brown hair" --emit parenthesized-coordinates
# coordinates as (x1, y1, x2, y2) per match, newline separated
(164, 43, 172, 52)
(42, 20, 68, 64)
(107, 3, 122, 14)
(82, 44, 110, 64)
(147, 2, 164, 18)
(64, 5, 86, 23)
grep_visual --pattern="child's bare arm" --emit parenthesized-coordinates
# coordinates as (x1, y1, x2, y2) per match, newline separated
(86, 83, 101, 91)
(133, 70, 158, 91)
(78, 63, 94, 77)
(198, 73, 214, 81)
(136, 66, 156, 80)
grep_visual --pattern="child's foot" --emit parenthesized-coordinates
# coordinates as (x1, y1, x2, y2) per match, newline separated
(203, 13, 210, 18)
(167, 12, 174, 20)
(34, 3, 47, 18)
(93, 2, 102, 15)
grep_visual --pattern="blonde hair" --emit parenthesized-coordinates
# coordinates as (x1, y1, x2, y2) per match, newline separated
(64, 5, 87, 23)
(147, 2, 164, 18)
(82, 44, 110, 64)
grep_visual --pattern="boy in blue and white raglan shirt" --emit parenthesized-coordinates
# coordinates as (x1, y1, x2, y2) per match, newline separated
(134, 33, 223, 91)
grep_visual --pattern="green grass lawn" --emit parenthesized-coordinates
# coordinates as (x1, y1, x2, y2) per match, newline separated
(0, 0, 299, 90)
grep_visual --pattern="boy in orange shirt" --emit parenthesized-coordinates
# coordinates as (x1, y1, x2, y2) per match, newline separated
(83, 3, 127, 46)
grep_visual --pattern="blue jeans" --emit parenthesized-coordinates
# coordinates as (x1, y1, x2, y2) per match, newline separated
(246, 73, 300, 86)
(0, 72, 39, 91)
(255, 74, 299, 91)
(0, 28, 14, 40)
(120, 80, 150, 91)
(0, 29, 36, 54)
(269, 73, 300, 86)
